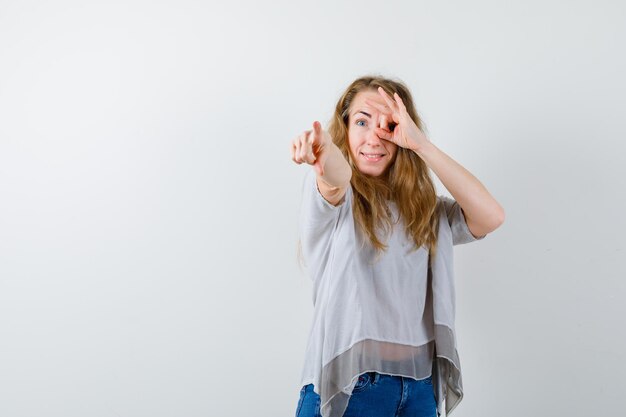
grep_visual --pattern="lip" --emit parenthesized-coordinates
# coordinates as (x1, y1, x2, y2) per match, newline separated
(360, 152, 385, 162)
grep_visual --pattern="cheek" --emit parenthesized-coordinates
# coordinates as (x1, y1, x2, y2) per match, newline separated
(389, 143, 399, 156)
(347, 133, 360, 152)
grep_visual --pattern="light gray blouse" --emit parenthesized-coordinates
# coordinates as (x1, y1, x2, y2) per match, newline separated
(298, 170, 486, 417)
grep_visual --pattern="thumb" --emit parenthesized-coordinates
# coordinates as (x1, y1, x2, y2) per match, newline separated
(375, 127, 394, 141)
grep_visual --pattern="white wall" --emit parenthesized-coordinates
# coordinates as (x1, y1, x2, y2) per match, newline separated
(1, 1, 624, 416)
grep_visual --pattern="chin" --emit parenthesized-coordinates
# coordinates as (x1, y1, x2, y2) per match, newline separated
(358, 167, 387, 178)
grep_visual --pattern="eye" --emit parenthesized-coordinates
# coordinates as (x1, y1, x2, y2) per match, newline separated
(356, 119, 366, 127)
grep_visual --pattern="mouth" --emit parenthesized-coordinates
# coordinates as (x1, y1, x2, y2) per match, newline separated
(360, 152, 385, 162)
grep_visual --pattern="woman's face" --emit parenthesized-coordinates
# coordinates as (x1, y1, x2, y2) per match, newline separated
(347, 89, 398, 177)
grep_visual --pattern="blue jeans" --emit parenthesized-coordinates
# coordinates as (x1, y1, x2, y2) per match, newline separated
(295, 372, 437, 417)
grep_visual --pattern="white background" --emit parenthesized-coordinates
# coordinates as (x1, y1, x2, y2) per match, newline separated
(1, 1, 624, 416)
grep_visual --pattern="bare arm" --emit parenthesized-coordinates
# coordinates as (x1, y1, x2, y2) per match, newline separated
(416, 142, 505, 237)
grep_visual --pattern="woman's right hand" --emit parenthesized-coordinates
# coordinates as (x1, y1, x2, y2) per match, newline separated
(291, 121, 332, 176)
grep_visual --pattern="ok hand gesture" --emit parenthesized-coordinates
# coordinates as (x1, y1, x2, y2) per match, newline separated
(366, 87, 431, 154)
(291, 121, 332, 176)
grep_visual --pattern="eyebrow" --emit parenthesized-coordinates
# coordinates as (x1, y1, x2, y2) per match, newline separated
(352, 110, 372, 118)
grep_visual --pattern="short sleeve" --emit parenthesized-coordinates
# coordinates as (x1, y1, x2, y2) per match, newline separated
(438, 195, 487, 245)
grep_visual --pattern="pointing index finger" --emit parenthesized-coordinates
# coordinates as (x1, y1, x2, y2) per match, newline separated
(313, 121, 323, 141)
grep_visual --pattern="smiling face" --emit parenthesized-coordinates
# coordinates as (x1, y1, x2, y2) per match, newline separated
(347, 89, 398, 177)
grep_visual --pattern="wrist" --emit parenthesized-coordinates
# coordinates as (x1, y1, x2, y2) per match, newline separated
(320, 144, 351, 186)
(412, 141, 436, 159)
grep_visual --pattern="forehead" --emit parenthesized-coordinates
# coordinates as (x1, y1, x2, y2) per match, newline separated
(349, 89, 386, 114)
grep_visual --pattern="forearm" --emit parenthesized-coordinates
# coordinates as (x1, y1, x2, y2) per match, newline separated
(318, 143, 352, 189)
(416, 142, 504, 228)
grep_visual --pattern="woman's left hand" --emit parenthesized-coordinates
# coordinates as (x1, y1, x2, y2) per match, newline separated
(365, 86, 431, 154)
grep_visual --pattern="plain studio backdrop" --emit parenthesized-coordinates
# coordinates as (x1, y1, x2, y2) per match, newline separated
(0, 1, 624, 416)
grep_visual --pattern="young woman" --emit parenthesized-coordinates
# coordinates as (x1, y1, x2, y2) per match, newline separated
(290, 76, 504, 417)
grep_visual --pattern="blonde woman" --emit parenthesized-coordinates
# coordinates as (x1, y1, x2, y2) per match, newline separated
(290, 76, 504, 417)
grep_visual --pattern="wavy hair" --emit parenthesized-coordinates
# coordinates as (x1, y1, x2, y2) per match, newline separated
(328, 75, 441, 262)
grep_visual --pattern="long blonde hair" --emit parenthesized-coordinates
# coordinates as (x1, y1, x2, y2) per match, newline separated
(328, 75, 440, 261)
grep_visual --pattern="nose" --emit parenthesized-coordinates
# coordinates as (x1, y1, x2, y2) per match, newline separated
(366, 128, 384, 146)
